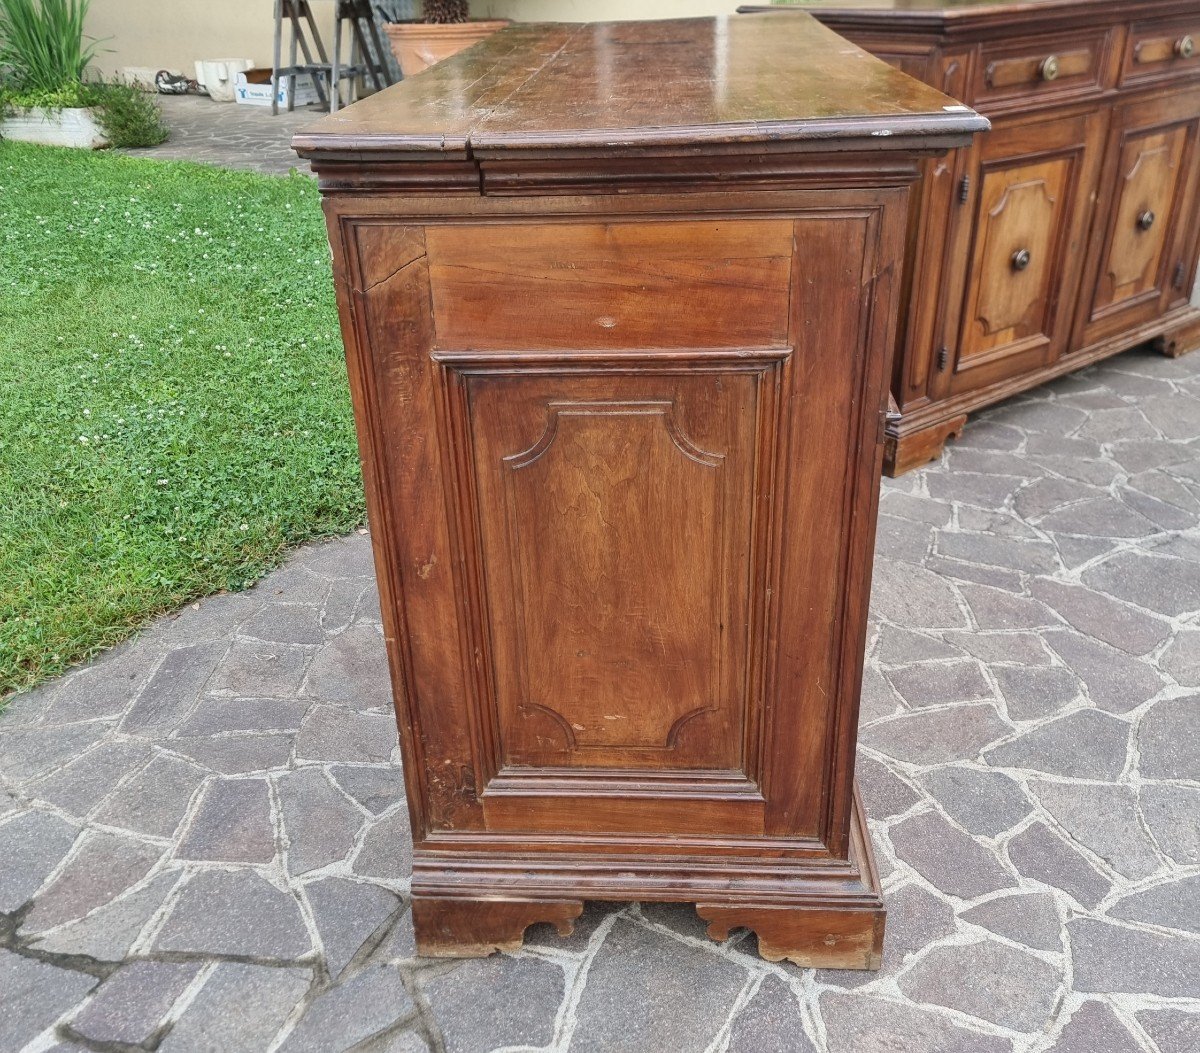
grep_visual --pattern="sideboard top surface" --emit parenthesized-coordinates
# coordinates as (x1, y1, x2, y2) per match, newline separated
(293, 13, 985, 162)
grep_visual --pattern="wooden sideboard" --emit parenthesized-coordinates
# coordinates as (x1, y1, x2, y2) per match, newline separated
(744, 0, 1200, 474)
(294, 14, 984, 967)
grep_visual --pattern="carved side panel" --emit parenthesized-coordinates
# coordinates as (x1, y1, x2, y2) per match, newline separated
(458, 366, 772, 774)
(1093, 124, 1189, 314)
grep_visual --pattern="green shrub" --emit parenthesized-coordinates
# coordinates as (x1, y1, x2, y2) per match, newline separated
(0, 0, 97, 92)
(90, 82, 168, 147)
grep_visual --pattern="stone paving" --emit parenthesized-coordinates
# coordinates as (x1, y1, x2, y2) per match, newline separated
(3, 345, 1200, 1052)
(120, 95, 324, 176)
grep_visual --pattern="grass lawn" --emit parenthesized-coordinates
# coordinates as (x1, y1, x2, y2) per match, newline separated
(0, 142, 364, 698)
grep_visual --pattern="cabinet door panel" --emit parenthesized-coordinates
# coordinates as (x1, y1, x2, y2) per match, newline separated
(941, 112, 1103, 396)
(1077, 90, 1200, 348)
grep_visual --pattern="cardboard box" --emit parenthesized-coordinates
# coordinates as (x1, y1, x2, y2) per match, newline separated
(235, 68, 322, 108)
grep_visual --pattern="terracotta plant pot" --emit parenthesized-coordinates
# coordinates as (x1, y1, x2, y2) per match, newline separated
(384, 20, 510, 77)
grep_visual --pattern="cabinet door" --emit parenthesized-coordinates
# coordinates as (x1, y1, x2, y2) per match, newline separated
(1076, 89, 1200, 348)
(937, 111, 1104, 396)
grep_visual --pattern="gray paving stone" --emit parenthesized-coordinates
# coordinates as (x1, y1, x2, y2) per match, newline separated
(1139, 784, 1200, 865)
(179, 695, 309, 735)
(279, 767, 366, 875)
(424, 957, 565, 1053)
(1007, 821, 1111, 909)
(1075, 406, 1159, 443)
(859, 667, 902, 725)
(210, 640, 313, 698)
(935, 531, 1059, 575)
(154, 870, 311, 958)
(570, 919, 746, 1053)
(328, 765, 406, 816)
(1051, 532, 1116, 569)
(71, 959, 202, 1045)
(1138, 392, 1200, 439)
(32, 873, 180, 962)
(1012, 476, 1097, 519)
(944, 631, 1051, 666)
(300, 533, 377, 579)
(305, 878, 399, 978)
(959, 584, 1057, 631)
(856, 754, 922, 819)
(984, 709, 1130, 780)
(0, 810, 80, 912)
(258, 562, 334, 607)
(1043, 630, 1165, 714)
(917, 768, 1031, 839)
(158, 962, 312, 1053)
(869, 561, 969, 630)
(1083, 551, 1200, 618)
(353, 809, 414, 882)
(142, 591, 263, 651)
(0, 722, 111, 782)
(874, 626, 962, 665)
(955, 418, 1023, 453)
(94, 753, 207, 838)
(320, 578, 373, 632)
(1029, 579, 1169, 656)
(890, 810, 1016, 900)
(875, 514, 935, 563)
(242, 603, 327, 645)
(296, 704, 397, 764)
(877, 490, 952, 527)
(368, 905, 417, 963)
(926, 472, 1027, 509)
(861, 702, 1010, 766)
(177, 777, 276, 863)
(280, 964, 413, 1052)
(820, 992, 1012, 1053)
(120, 641, 227, 734)
(726, 976, 816, 1053)
(1135, 1008, 1200, 1053)
(366, 1030, 431, 1053)
(960, 891, 1061, 951)
(1047, 1001, 1142, 1053)
(26, 741, 151, 818)
(24, 831, 163, 933)
(1138, 696, 1200, 779)
(885, 660, 994, 710)
(1030, 780, 1161, 880)
(899, 938, 1060, 1032)
(0, 949, 97, 1052)
(1110, 874, 1200, 932)
(42, 655, 152, 723)
(1037, 497, 1156, 538)
(1161, 629, 1200, 687)
(1070, 917, 1200, 998)
(170, 733, 295, 774)
(301, 623, 391, 711)
(993, 665, 1080, 721)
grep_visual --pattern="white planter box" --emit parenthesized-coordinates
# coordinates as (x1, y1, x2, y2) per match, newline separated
(0, 106, 109, 149)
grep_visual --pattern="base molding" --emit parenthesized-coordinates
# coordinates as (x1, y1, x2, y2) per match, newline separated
(884, 304, 1200, 476)
(408, 782, 886, 968)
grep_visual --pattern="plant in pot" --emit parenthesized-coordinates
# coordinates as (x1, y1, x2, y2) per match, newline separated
(384, 0, 508, 79)
(0, 0, 167, 148)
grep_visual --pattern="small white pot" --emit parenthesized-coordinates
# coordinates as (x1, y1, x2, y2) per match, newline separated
(0, 106, 109, 148)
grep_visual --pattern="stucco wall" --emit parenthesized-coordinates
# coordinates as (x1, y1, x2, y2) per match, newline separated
(83, 1, 741, 76)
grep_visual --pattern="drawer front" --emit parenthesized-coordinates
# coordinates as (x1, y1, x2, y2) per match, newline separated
(974, 29, 1112, 108)
(425, 220, 795, 351)
(1123, 17, 1200, 87)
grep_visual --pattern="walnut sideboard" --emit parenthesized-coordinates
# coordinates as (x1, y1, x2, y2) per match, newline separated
(293, 14, 984, 967)
(745, 0, 1200, 474)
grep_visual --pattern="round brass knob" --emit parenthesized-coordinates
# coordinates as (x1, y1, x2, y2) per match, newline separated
(1137, 210, 1156, 232)
(1177, 35, 1196, 59)
(1012, 248, 1032, 271)
(1040, 55, 1060, 81)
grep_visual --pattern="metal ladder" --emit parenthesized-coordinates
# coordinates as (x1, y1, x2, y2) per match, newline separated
(270, 0, 394, 115)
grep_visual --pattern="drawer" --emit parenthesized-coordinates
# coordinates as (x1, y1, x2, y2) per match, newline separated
(973, 29, 1112, 108)
(1123, 18, 1200, 87)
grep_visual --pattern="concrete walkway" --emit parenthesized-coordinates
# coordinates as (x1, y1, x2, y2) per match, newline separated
(3, 346, 1200, 1052)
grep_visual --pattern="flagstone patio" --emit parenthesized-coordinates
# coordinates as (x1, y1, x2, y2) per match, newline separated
(3, 345, 1200, 1052)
